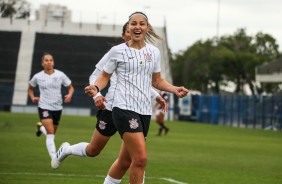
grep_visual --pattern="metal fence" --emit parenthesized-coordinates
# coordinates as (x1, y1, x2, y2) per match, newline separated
(190, 95, 282, 130)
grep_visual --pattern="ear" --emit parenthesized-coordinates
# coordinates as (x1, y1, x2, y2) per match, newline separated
(146, 24, 150, 32)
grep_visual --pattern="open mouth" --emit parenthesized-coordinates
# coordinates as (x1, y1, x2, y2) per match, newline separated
(134, 31, 141, 35)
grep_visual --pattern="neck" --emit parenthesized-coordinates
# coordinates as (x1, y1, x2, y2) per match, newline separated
(128, 40, 145, 50)
(44, 69, 54, 75)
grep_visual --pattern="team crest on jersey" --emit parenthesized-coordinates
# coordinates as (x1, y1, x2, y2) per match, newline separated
(42, 111, 49, 117)
(99, 120, 107, 130)
(129, 118, 139, 129)
(144, 53, 152, 62)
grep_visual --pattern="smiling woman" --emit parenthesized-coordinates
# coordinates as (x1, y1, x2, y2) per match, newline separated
(82, 11, 189, 184)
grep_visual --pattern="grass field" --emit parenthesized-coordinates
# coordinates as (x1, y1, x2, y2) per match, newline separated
(0, 112, 282, 184)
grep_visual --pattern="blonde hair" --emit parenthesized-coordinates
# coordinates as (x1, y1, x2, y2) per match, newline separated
(146, 24, 162, 43)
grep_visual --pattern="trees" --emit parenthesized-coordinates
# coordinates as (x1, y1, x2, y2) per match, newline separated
(0, 0, 31, 19)
(219, 28, 259, 94)
(170, 28, 281, 94)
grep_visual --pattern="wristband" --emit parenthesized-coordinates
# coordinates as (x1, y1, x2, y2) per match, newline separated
(93, 92, 102, 101)
(94, 85, 100, 92)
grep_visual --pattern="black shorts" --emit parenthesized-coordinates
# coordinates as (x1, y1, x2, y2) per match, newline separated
(96, 109, 117, 137)
(38, 107, 62, 125)
(112, 107, 151, 138)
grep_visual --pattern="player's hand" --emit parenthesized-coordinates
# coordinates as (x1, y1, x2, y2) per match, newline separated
(175, 86, 189, 98)
(64, 94, 72, 103)
(32, 97, 39, 103)
(84, 85, 98, 97)
(156, 95, 168, 112)
(95, 96, 106, 110)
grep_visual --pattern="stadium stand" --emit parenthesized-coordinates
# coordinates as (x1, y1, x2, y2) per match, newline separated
(0, 31, 21, 111)
(0, 18, 172, 116)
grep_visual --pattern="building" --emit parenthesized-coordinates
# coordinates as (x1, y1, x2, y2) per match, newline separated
(35, 4, 71, 22)
(256, 57, 282, 83)
(0, 14, 173, 117)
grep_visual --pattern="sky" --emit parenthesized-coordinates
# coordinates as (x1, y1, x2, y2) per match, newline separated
(27, 0, 282, 54)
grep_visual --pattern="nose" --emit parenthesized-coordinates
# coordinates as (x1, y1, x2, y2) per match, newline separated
(134, 23, 141, 29)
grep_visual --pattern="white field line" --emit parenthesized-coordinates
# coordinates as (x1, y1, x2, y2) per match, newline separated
(159, 177, 188, 184)
(0, 172, 188, 184)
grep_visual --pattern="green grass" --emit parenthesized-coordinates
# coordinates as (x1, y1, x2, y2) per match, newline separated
(0, 112, 282, 184)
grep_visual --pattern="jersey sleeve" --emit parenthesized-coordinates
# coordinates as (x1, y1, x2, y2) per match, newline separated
(61, 72, 72, 87)
(29, 74, 38, 87)
(95, 52, 109, 71)
(103, 47, 118, 74)
(89, 52, 110, 84)
(89, 68, 102, 85)
(151, 88, 159, 100)
(153, 48, 161, 73)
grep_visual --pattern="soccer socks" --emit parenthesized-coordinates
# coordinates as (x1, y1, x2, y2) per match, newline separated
(40, 126, 47, 136)
(46, 134, 56, 159)
(103, 175, 121, 184)
(65, 142, 88, 157)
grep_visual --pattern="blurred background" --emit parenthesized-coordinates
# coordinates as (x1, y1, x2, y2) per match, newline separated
(0, 0, 281, 130)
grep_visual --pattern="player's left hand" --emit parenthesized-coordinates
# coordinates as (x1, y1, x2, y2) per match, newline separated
(64, 94, 72, 103)
(156, 95, 168, 112)
(175, 86, 189, 98)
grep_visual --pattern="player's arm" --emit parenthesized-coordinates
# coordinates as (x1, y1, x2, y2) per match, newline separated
(85, 48, 115, 97)
(151, 88, 167, 111)
(89, 68, 107, 109)
(94, 70, 111, 93)
(84, 71, 112, 97)
(152, 72, 189, 98)
(89, 68, 104, 98)
(28, 85, 39, 103)
(64, 84, 74, 103)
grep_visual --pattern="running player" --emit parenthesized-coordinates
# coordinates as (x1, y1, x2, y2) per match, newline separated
(155, 91, 170, 135)
(85, 11, 189, 184)
(51, 22, 167, 184)
(28, 53, 74, 161)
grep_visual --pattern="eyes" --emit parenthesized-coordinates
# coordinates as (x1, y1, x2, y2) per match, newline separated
(129, 21, 147, 27)
(43, 58, 53, 62)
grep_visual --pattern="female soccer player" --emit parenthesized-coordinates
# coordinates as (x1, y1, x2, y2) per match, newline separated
(155, 91, 170, 135)
(86, 11, 189, 184)
(51, 22, 167, 184)
(28, 53, 74, 160)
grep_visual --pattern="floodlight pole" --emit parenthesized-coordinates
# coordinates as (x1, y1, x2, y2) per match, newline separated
(216, 0, 221, 41)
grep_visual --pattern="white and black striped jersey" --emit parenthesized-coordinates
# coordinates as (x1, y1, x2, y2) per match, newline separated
(29, 69, 71, 110)
(103, 42, 161, 115)
(89, 52, 118, 111)
(89, 51, 160, 112)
